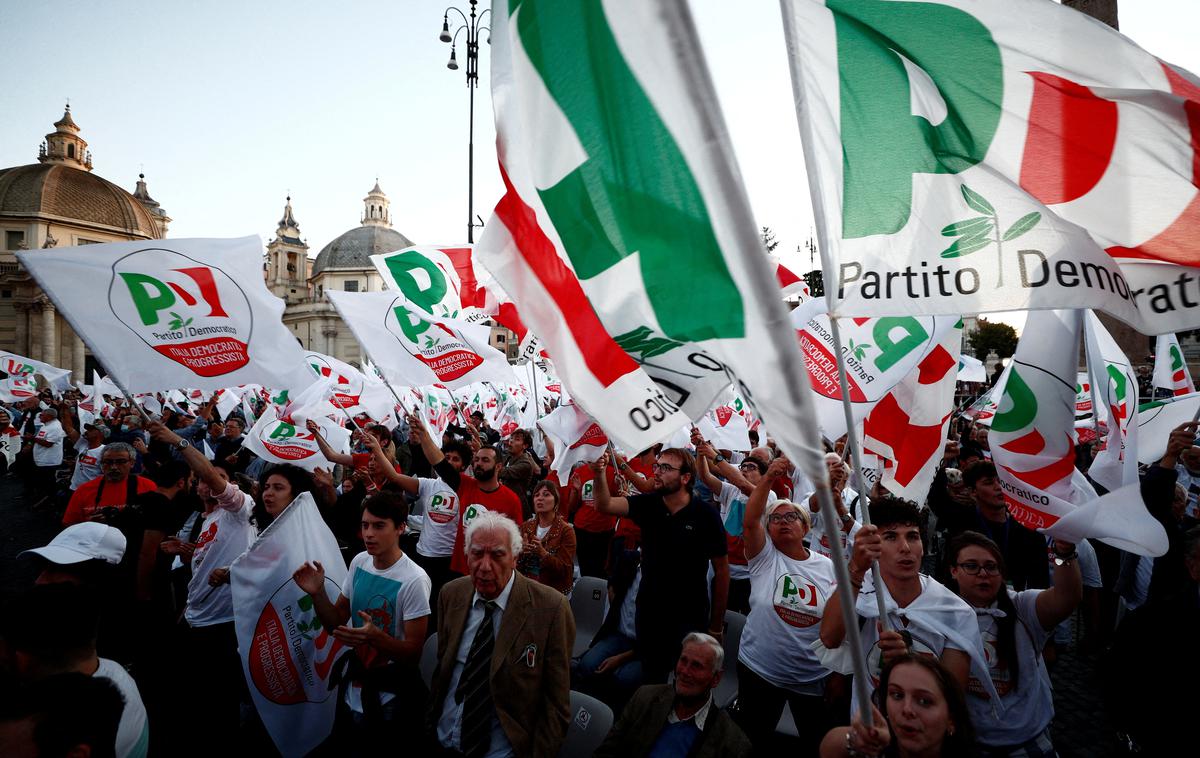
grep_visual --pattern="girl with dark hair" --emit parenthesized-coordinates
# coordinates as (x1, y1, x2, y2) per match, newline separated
(517, 480, 577, 593)
(947, 531, 1081, 756)
(252, 463, 315, 530)
(821, 653, 977, 757)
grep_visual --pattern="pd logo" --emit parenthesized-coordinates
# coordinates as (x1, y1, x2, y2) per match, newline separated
(248, 577, 345, 705)
(2, 359, 34, 377)
(306, 354, 361, 409)
(261, 420, 319, 461)
(385, 297, 482, 382)
(772, 573, 823, 628)
(109, 248, 252, 377)
(569, 423, 608, 450)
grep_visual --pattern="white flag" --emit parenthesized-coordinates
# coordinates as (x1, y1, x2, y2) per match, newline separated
(0, 376, 39, 403)
(1084, 312, 1140, 491)
(538, 403, 609, 487)
(242, 405, 350, 472)
(231, 493, 350, 757)
(325, 290, 514, 391)
(303, 351, 396, 424)
(17, 237, 316, 393)
(957, 354, 987, 384)
(783, 0, 1200, 334)
(1135, 392, 1200, 465)
(696, 405, 751, 453)
(0, 350, 71, 391)
(1152, 333, 1194, 397)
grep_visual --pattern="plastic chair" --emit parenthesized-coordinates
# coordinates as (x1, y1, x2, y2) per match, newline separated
(713, 610, 747, 708)
(419, 632, 439, 688)
(556, 690, 614, 758)
(569, 576, 608, 657)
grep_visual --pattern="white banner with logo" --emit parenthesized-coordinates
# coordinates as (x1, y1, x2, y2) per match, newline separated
(17, 237, 316, 394)
(242, 405, 351, 472)
(0, 350, 72, 391)
(231, 493, 350, 758)
(326, 290, 514, 391)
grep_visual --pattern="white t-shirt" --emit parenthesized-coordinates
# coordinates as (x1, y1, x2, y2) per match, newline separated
(810, 516, 862, 561)
(185, 485, 256, 627)
(415, 477, 461, 558)
(717, 481, 775, 581)
(343, 550, 432, 713)
(967, 589, 1054, 746)
(32, 419, 65, 466)
(71, 438, 105, 490)
(739, 537, 837, 689)
(95, 657, 150, 758)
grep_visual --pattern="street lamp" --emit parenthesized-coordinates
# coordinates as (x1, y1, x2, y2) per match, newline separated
(440, 0, 490, 243)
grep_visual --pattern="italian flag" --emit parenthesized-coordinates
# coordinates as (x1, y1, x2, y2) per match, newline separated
(784, 0, 1200, 334)
(477, 0, 827, 482)
(990, 310, 1165, 556)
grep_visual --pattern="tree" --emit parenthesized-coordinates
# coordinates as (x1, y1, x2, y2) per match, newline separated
(966, 318, 1018, 360)
(760, 226, 779, 254)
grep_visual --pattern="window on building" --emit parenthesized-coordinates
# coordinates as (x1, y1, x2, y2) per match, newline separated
(4, 230, 24, 250)
(1, 290, 11, 299)
(495, 334, 506, 344)
(344, 280, 359, 292)
(318, 285, 324, 298)
(67, 144, 75, 159)
(77, 238, 100, 245)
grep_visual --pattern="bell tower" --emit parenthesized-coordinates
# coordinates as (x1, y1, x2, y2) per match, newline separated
(265, 195, 310, 304)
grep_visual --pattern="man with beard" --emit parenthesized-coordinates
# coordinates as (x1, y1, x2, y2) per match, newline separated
(594, 448, 729, 683)
(422, 441, 525, 577)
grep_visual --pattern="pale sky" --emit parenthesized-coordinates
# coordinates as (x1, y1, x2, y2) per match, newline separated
(2, 0, 1197, 307)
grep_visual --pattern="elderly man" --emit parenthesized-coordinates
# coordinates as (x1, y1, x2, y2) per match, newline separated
(24, 406, 66, 508)
(595, 633, 751, 758)
(62, 443, 157, 526)
(428, 511, 574, 758)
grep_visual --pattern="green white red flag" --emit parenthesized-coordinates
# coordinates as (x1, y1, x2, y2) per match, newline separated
(0, 350, 72, 391)
(1152, 333, 1194, 396)
(325, 290, 514, 391)
(783, 0, 1200, 334)
(477, 0, 826, 481)
(16, 237, 316, 393)
(989, 310, 1165, 555)
(862, 320, 962, 502)
(1084, 312, 1140, 491)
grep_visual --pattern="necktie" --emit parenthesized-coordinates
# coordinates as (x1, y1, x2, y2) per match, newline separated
(456, 599, 498, 758)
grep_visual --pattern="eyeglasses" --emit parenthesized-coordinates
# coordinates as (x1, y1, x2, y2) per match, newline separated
(956, 561, 1001, 576)
(738, 463, 759, 471)
(768, 512, 804, 524)
(652, 463, 680, 473)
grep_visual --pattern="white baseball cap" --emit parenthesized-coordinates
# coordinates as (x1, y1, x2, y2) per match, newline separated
(20, 523, 127, 565)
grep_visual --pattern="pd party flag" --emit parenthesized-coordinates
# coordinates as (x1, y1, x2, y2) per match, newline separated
(1152, 333, 1194, 397)
(990, 310, 1165, 555)
(1084, 312, 1140, 491)
(1134, 392, 1200, 465)
(783, 0, 1200, 334)
(231, 492, 350, 757)
(0, 350, 72, 391)
(477, 0, 827, 484)
(325, 290, 514, 391)
(17, 237, 316, 394)
(957, 354, 987, 384)
(791, 305, 962, 440)
(0, 376, 39, 403)
(538, 402, 609, 487)
(303, 351, 396, 423)
(242, 406, 351, 472)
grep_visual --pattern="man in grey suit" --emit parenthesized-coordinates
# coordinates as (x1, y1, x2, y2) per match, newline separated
(428, 510, 575, 758)
(595, 633, 752, 758)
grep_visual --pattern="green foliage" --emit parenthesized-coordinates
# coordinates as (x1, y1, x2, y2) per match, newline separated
(966, 318, 1018, 361)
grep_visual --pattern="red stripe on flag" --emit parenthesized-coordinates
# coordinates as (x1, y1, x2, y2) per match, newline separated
(863, 394, 946, 488)
(1020, 72, 1118, 205)
(493, 165, 637, 387)
(916, 345, 956, 385)
(998, 435, 1077, 490)
(999, 429, 1045, 456)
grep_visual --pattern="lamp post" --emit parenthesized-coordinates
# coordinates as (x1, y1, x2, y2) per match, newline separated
(440, 0, 490, 244)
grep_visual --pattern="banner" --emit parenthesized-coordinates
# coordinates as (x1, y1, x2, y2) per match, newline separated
(1152, 333, 1194, 397)
(990, 310, 1165, 555)
(957, 354, 987, 383)
(231, 493, 350, 757)
(17, 237, 316, 393)
(791, 306, 962, 439)
(242, 405, 351, 472)
(783, 0, 1200, 334)
(325, 290, 514, 391)
(1135, 392, 1200, 465)
(0, 350, 71, 391)
(0, 376, 39, 403)
(303, 351, 396, 423)
(477, 0, 827, 484)
(696, 405, 751, 452)
(1084, 312, 1140, 491)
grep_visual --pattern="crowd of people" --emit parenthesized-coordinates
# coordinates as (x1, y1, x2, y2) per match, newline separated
(0, 380, 1195, 757)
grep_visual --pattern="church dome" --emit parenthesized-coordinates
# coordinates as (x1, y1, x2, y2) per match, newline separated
(0, 163, 161, 239)
(311, 181, 412, 276)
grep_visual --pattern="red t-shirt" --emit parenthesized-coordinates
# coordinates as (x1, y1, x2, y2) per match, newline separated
(571, 467, 617, 533)
(63, 475, 158, 525)
(449, 476, 525, 575)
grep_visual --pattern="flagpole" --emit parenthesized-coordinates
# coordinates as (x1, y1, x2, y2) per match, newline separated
(529, 361, 541, 422)
(829, 316, 891, 629)
(108, 376, 152, 426)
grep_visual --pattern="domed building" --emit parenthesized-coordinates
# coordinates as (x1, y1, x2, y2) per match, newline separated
(0, 106, 169, 378)
(278, 182, 413, 363)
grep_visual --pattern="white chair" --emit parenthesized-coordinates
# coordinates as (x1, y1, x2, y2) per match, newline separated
(556, 690, 614, 758)
(569, 576, 608, 657)
(713, 610, 747, 708)
(419, 632, 439, 688)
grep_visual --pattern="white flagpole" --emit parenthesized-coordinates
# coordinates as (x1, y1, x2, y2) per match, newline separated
(829, 316, 891, 628)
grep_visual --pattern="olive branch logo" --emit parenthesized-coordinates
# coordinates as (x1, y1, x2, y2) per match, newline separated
(940, 185, 1041, 287)
(167, 311, 193, 330)
(847, 339, 871, 361)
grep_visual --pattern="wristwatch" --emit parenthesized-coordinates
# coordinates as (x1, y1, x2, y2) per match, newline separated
(1052, 548, 1078, 567)
(713, 454, 726, 464)
(175, 438, 191, 451)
